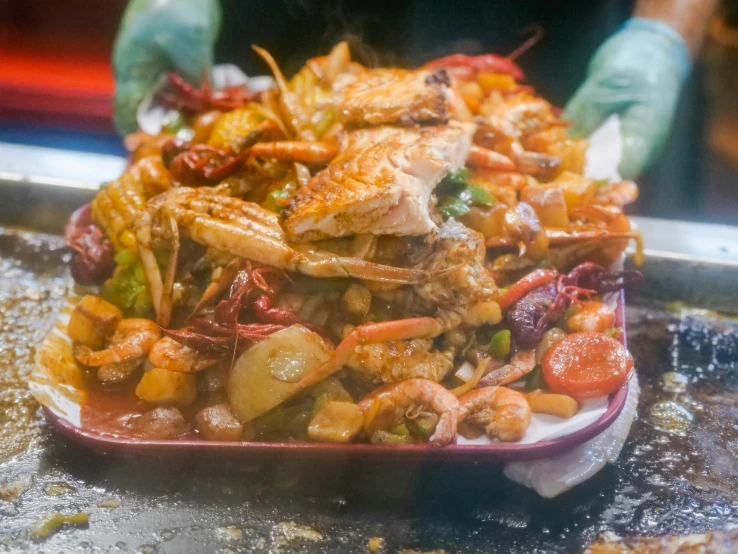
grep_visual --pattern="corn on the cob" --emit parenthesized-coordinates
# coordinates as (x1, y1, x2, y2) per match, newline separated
(91, 157, 171, 249)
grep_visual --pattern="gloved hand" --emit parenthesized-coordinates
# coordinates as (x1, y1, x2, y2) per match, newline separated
(113, 0, 222, 135)
(563, 18, 691, 179)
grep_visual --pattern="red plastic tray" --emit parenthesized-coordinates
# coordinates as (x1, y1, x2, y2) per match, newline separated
(41, 293, 630, 461)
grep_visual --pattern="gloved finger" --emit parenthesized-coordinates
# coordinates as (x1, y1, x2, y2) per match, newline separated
(114, 78, 153, 136)
(111, 0, 222, 136)
(152, 0, 221, 84)
(562, 81, 612, 140)
(113, 42, 170, 136)
(155, 27, 216, 86)
(618, 101, 674, 179)
(112, 30, 214, 136)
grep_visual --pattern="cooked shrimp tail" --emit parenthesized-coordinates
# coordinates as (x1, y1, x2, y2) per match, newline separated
(358, 378, 461, 446)
(458, 386, 531, 442)
(73, 319, 161, 367)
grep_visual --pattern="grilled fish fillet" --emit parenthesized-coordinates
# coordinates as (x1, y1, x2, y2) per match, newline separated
(283, 121, 474, 242)
(334, 68, 450, 126)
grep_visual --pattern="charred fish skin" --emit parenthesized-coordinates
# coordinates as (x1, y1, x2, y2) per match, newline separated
(334, 68, 451, 127)
(282, 122, 475, 242)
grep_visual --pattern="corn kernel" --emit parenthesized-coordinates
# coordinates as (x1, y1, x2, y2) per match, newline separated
(119, 230, 137, 250)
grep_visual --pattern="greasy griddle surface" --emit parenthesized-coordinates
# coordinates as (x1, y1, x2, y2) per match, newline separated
(1, 227, 738, 553)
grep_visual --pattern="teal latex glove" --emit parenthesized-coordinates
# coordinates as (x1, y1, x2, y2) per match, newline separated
(563, 18, 691, 179)
(112, 0, 222, 136)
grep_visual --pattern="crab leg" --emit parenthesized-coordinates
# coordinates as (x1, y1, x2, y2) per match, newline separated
(295, 317, 445, 391)
(486, 229, 640, 248)
(544, 230, 640, 245)
(158, 212, 180, 329)
(188, 258, 244, 320)
(165, 189, 435, 284)
(135, 212, 165, 323)
(252, 45, 315, 140)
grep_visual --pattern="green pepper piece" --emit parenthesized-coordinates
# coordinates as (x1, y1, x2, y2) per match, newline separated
(459, 184, 495, 207)
(162, 111, 187, 134)
(391, 423, 410, 436)
(438, 198, 471, 220)
(560, 304, 581, 326)
(443, 168, 469, 187)
(113, 248, 134, 267)
(525, 366, 545, 391)
(406, 415, 437, 438)
(252, 405, 291, 434)
(263, 189, 291, 213)
(488, 329, 511, 359)
(314, 108, 336, 137)
(133, 263, 147, 283)
(310, 377, 353, 418)
(370, 430, 413, 445)
(283, 410, 311, 439)
(131, 288, 153, 317)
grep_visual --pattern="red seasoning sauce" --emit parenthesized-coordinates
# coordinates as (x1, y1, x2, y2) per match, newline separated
(80, 386, 148, 438)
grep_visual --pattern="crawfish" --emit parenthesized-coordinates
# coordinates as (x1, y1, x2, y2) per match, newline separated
(64, 204, 115, 285)
(505, 262, 642, 349)
(160, 71, 263, 115)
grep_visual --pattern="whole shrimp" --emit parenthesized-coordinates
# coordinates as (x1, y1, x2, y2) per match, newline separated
(148, 336, 222, 373)
(458, 386, 531, 442)
(477, 350, 536, 387)
(357, 378, 461, 447)
(73, 319, 161, 367)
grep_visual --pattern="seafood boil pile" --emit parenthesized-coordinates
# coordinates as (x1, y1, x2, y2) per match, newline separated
(54, 42, 642, 446)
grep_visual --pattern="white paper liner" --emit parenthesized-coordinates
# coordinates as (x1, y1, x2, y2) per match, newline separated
(584, 115, 623, 183)
(29, 297, 84, 427)
(457, 397, 609, 446)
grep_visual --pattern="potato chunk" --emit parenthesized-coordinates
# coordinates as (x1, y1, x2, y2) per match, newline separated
(228, 325, 332, 423)
(67, 295, 122, 350)
(308, 401, 363, 443)
(134, 407, 187, 439)
(195, 404, 244, 442)
(520, 185, 568, 228)
(135, 368, 197, 406)
(527, 391, 579, 419)
(546, 171, 596, 210)
(461, 203, 508, 239)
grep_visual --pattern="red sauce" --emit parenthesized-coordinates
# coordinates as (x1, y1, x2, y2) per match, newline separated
(81, 386, 148, 438)
(80, 373, 199, 440)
